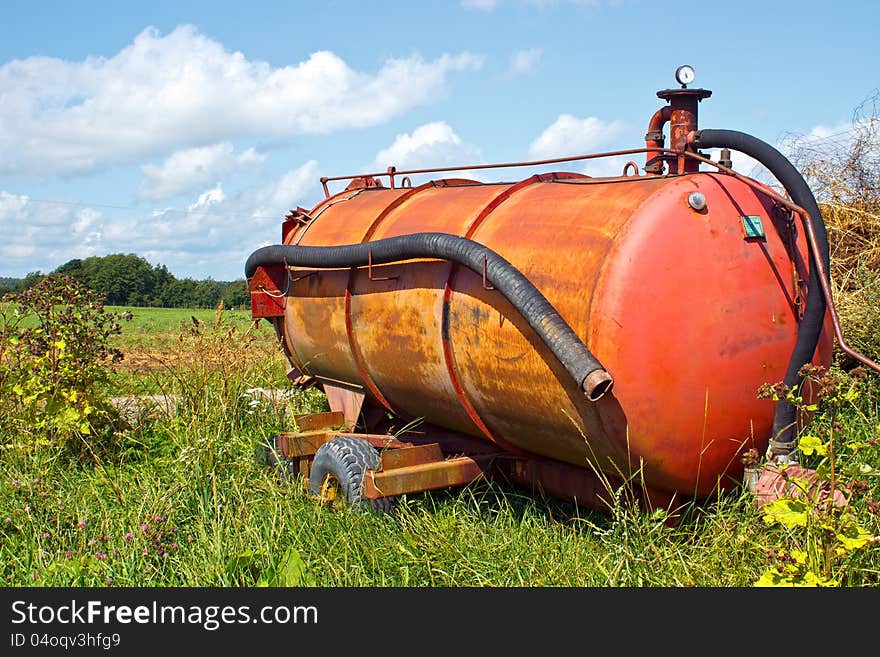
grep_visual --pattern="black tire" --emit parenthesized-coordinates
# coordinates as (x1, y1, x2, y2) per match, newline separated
(309, 436, 396, 512)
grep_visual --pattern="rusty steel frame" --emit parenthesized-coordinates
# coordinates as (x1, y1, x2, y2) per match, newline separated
(268, 412, 680, 511)
(362, 455, 489, 500)
(379, 442, 443, 470)
(276, 430, 411, 460)
(292, 410, 345, 432)
(492, 456, 678, 515)
(271, 415, 495, 501)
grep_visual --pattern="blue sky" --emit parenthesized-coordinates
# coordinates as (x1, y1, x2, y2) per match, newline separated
(1, 0, 877, 280)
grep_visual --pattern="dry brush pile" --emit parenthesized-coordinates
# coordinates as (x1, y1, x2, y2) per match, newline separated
(784, 91, 880, 364)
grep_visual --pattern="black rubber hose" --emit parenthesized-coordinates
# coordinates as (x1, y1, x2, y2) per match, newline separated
(693, 129, 831, 456)
(245, 232, 613, 401)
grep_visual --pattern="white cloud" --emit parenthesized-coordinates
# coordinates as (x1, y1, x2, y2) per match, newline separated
(802, 122, 853, 142)
(0, 192, 104, 267)
(775, 120, 872, 193)
(249, 161, 321, 221)
(187, 184, 226, 211)
(0, 160, 321, 279)
(528, 114, 628, 159)
(372, 122, 481, 173)
(139, 142, 264, 200)
(0, 25, 483, 177)
(702, 122, 857, 188)
(509, 48, 542, 75)
(574, 154, 635, 178)
(711, 150, 764, 178)
(113, 162, 321, 278)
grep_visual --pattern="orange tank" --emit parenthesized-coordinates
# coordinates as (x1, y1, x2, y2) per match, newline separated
(246, 71, 850, 507)
(267, 170, 832, 498)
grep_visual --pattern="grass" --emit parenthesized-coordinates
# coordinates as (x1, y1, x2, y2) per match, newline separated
(102, 305, 284, 396)
(1, 420, 774, 586)
(2, 195, 880, 587)
(106, 305, 272, 352)
(1, 301, 877, 587)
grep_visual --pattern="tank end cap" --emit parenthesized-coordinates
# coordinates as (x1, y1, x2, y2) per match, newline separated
(583, 370, 614, 402)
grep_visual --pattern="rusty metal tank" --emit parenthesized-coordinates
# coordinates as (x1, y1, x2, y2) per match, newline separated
(267, 168, 832, 498)
(245, 69, 858, 504)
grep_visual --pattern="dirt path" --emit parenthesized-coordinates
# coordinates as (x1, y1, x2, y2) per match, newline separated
(107, 387, 296, 423)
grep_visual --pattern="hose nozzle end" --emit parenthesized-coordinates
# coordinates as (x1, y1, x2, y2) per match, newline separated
(583, 369, 614, 402)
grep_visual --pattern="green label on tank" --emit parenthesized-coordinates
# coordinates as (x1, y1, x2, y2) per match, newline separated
(742, 215, 765, 239)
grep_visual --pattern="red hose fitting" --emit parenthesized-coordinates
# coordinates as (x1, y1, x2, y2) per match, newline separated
(644, 106, 673, 174)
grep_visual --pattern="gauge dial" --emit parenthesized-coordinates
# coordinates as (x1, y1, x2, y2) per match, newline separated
(675, 65, 696, 86)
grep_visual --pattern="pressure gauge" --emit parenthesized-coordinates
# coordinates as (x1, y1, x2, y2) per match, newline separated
(675, 65, 696, 87)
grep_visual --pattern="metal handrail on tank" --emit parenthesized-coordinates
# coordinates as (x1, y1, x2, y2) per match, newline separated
(319, 147, 662, 196)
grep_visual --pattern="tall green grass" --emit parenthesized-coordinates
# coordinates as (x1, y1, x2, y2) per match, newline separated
(2, 202, 880, 586)
(1, 432, 777, 586)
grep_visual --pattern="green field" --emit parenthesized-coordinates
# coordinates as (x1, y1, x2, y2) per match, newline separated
(2, 301, 879, 587)
(100, 305, 283, 396)
(106, 305, 275, 351)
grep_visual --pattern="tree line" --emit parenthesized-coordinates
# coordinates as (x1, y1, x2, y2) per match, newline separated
(0, 254, 251, 310)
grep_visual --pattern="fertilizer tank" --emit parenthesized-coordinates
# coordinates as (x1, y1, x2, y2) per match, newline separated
(246, 67, 849, 502)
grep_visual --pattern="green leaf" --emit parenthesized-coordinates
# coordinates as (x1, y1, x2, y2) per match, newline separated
(224, 551, 265, 576)
(801, 571, 837, 587)
(762, 499, 809, 528)
(799, 435, 827, 456)
(836, 525, 873, 551)
(754, 568, 835, 587)
(271, 548, 316, 587)
(755, 569, 793, 587)
(46, 561, 82, 578)
(790, 550, 807, 564)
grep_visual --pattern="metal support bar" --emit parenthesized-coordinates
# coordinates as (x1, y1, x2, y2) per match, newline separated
(481, 254, 494, 290)
(380, 443, 444, 471)
(493, 457, 678, 515)
(363, 456, 488, 499)
(293, 411, 346, 432)
(367, 250, 398, 281)
(276, 431, 335, 458)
